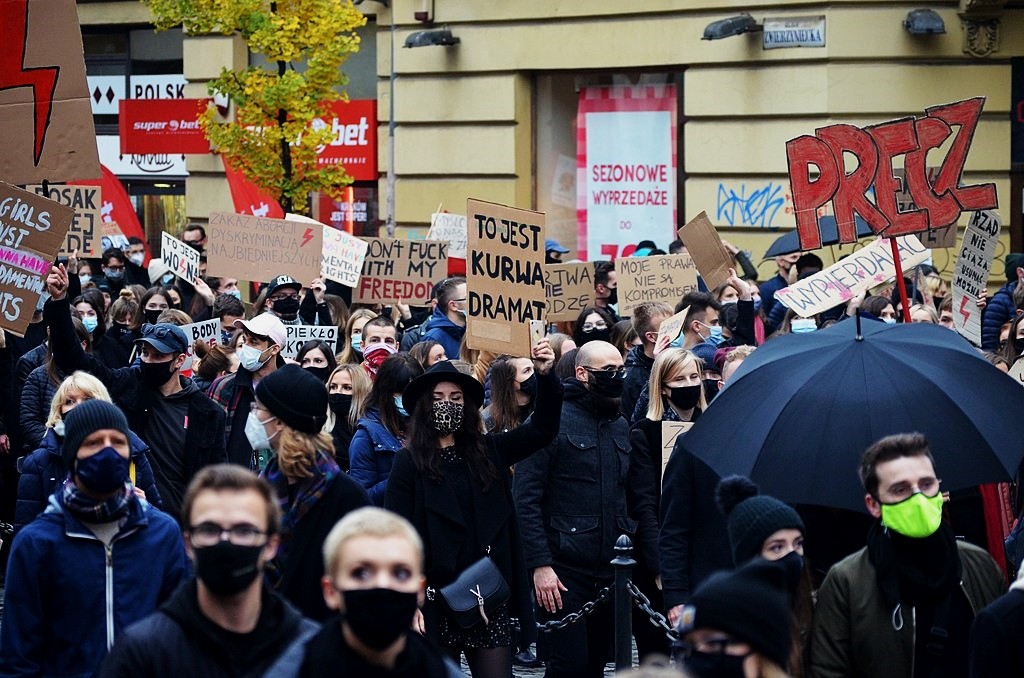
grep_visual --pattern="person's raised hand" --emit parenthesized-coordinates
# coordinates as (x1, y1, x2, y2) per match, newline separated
(46, 264, 69, 301)
(531, 337, 555, 374)
(310, 278, 326, 304)
(193, 276, 215, 306)
(67, 249, 80, 275)
(720, 239, 740, 257)
(726, 267, 751, 300)
(653, 332, 673, 357)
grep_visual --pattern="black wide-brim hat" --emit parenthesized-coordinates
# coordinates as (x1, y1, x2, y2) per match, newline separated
(402, 360, 485, 415)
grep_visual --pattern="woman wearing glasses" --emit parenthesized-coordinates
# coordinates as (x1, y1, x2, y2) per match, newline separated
(246, 364, 371, 621)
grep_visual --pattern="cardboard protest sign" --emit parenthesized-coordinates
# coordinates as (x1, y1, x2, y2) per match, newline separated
(616, 253, 699, 315)
(0, 0, 100, 185)
(100, 221, 128, 250)
(543, 262, 593, 322)
(786, 98, 997, 250)
(775, 235, 930, 318)
(281, 324, 338, 359)
(678, 211, 733, 290)
(952, 210, 1000, 345)
(1008, 360, 1024, 387)
(26, 185, 101, 257)
(466, 199, 546, 355)
(893, 168, 957, 249)
(285, 213, 368, 288)
(207, 211, 323, 284)
(354, 238, 447, 305)
(180, 318, 221, 372)
(657, 309, 688, 345)
(661, 421, 693, 472)
(427, 212, 468, 259)
(0, 181, 74, 335)
(161, 231, 201, 285)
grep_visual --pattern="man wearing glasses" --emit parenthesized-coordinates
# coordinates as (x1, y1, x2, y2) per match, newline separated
(810, 433, 1004, 678)
(420, 276, 467, 361)
(513, 340, 633, 677)
(264, 275, 304, 325)
(101, 465, 319, 677)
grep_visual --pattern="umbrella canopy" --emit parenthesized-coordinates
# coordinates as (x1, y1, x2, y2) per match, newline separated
(683, 318, 1024, 511)
(763, 215, 876, 258)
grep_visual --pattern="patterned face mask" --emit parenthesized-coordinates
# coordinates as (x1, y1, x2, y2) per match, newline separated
(430, 400, 464, 435)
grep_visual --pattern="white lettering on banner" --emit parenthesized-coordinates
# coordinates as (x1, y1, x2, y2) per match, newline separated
(952, 210, 1001, 345)
(281, 325, 338, 359)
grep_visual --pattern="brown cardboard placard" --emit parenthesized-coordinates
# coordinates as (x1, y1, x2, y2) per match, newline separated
(543, 262, 593, 322)
(0, 181, 75, 335)
(661, 421, 693, 472)
(466, 198, 545, 355)
(1008, 359, 1024, 387)
(353, 238, 448, 305)
(678, 211, 733, 290)
(0, 0, 101, 185)
(616, 253, 699, 315)
(26, 185, 101, 257)
(206, 211, 323, 283)
(893, 168, 958, 249)
(656, 309, 688, 345)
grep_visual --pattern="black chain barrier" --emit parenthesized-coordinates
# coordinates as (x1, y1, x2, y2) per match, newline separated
(626, 580, 680, 641)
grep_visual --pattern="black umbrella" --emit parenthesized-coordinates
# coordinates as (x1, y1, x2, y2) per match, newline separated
(683, 318, 1024, 511)
(763, 215, 875, 258)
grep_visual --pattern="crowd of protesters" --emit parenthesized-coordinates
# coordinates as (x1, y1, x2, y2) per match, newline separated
(0, 227, 1022, 678)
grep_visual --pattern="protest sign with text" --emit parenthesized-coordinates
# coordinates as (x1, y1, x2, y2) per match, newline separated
(285, 213, 368, 288)
(354, 238, 448, 305)
(161, 231, 201, 285)
(27, 185, 102, 257)
(281, 325, 339, 359)
(0, 182, 75, 335)
(775, 235, 930, 318)
(100, 221, 128, 251)
(952, 210, 1000, 345)
(786, 98, 997, 251)
(616, 254, 699, 315)
(544, 262, 593, 322)
(466, 199, 546, 355)
(180, 318, 221, 372)
(207, 211, 323, 283)
(678, 211, 733, 290)
(427, 213, 468, 259)
(661, 421, 693, 471)
(656, 309, 688, 345)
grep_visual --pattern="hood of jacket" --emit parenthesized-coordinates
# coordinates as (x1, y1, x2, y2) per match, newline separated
(624, 344, 654, 371)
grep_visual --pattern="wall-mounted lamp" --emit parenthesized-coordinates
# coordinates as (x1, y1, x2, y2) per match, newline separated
(702, 13, 762, 40)
(904, 9, 945, 35)
(403, 28, 460, 48)
(352, 0, 389, 5)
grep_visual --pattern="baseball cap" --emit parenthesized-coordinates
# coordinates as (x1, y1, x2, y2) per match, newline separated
(266, 275, 301, 297)
(233, 312, 287, 347)
(545, 238, 570, 254)
(137, 323, 189, 355)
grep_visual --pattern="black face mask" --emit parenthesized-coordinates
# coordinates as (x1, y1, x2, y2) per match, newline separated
(667, 384, 701, 411)
(702, 378, 721, 401)
(328, 393, 353, 415)
(304, 365, 331, 383)
(139, 359, 177, 388)
(587, 369, 625, 399)
(144, 309, 162, 324)
(271, 296, 301, 317)
(778, 550, 804, 595)
(341, 588, 419, 650)
(605, 286, 618, 306)
(683, 650, 748, 678)
(193, 541, 264, 596)
(579, 327, 611, 346)
(545, 252, 562, 264)
(111, 321, 129, 338)
(518, 373, 538, 398)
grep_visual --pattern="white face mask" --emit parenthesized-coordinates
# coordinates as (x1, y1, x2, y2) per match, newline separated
(129, 253, 145, 267)
(244, 410, 277, 451)
(238, 344, 270, 372)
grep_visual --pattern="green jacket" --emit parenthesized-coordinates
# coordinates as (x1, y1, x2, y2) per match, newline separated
(809, 540, 1005, 678)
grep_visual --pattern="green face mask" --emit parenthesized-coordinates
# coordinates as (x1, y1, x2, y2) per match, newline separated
(880, 492, 944, 538)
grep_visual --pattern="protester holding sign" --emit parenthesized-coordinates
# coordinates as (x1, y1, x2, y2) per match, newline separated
(420, 277, 467, 361)
(621, 302, 674, 420)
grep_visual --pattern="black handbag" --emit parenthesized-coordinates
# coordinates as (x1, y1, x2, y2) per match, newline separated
(437, 556, 510, 629)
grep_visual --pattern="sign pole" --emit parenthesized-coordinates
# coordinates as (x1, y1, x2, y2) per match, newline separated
(890, 237, 912, 322)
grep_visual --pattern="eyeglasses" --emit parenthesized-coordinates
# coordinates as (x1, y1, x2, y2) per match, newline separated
(582, 365, 626, 378)
(188, 522, 267, 547)
(270, 292, 299, 301)
(581, 321, 608, 332)
(105, 265, 125, 271)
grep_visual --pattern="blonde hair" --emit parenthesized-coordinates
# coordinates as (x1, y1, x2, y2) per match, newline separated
(326, 363, 372, 430)
(276, 427, 335, 479)
(337, 309, 378, 364)
(322, 506, 423, 578)
(646, 348, 707, 421)
(908, 303, 939, 323)
(46, 372, 112, 428)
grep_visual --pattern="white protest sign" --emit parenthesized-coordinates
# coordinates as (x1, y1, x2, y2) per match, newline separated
(427, 212, 468, 259)
(952, 210, 1001, 345)
(285, 213, 368, 287)
(161, 231, 201, 285)
(180, 318, 221, 371)
(1008, 360, 1024, 387)
(775, 235, 930, 318)
(282, 325, 339, 359)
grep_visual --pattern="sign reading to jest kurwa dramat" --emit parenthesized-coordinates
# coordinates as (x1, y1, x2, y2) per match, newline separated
(467, 199, 546, 355)
(615, 254, 699, 315)
(354, 239, 447, 305)
(206, 211, 323, 283)
(26, 185, 102, 257)
(544, 262, 594, 322)
(0, 182, 75, 335)
(786, 98, 997, 251)
(952, 210, 1001, 345)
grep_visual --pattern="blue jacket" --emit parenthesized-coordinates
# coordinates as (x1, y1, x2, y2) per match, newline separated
(0, 493, 190, 678)
(15, 428, 164, 532)
(348, 408, 403, 506)
(982, 280, 1017, 350)
(419, 307, 465, 361)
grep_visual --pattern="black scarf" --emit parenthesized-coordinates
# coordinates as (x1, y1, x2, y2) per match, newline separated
(867, 521, 962, 608)
(300, 618, 451, 677)
(563, 379, 621, 419)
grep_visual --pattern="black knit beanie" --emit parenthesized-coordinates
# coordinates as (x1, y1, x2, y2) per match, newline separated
(679, 558, 792, 670)
(716, 475, 805, 565)
(255, 364, 328, 433)
(61, 400, 131, 468)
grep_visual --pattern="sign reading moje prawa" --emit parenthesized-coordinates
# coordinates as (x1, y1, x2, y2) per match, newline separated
(467, 199, 545, 355)
(616, 254, 699, 315)
(775, 235, 930, 318)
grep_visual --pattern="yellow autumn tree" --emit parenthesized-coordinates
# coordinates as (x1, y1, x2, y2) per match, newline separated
(142, 0, 366, 213)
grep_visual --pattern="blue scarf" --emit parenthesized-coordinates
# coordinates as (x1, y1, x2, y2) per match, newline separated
(61, 481, 132, 524)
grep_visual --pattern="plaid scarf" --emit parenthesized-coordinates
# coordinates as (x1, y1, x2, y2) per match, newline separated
(262, 449, 339, 587)
(61, 481, 132, 524)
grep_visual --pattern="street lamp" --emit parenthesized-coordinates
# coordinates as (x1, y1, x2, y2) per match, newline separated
(702, 13, 762, 40)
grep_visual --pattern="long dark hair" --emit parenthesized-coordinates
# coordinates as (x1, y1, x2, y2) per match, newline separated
(72, 291, 107, 342)
(407, 388, 499, 492)
(485, 355, 529, 432)
(365, 354, 422, 436)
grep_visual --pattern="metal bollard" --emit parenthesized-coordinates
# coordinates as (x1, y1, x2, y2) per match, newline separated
(611, 533, 636, 671)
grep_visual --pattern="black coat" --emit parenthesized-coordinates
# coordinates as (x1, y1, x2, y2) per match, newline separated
(385, 370, 563, 629)
(620, 345, 653, 421)
(969, 587, 1024, 677)
(513, 381, 636, 579)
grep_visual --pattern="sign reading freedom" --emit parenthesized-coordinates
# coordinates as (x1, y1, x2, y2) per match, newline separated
(466, 198, 545, 355)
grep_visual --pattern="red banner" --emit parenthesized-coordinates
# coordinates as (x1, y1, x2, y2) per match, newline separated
(119, 98, 210, 155)
(313, 99, 377, 181)
(222, 157, 284, 219)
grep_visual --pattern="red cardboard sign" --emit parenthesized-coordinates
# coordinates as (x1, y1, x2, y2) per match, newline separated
(312, 99, 377, 181)
(119, 98, 211, 155)
(786, 98, 997, 250)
